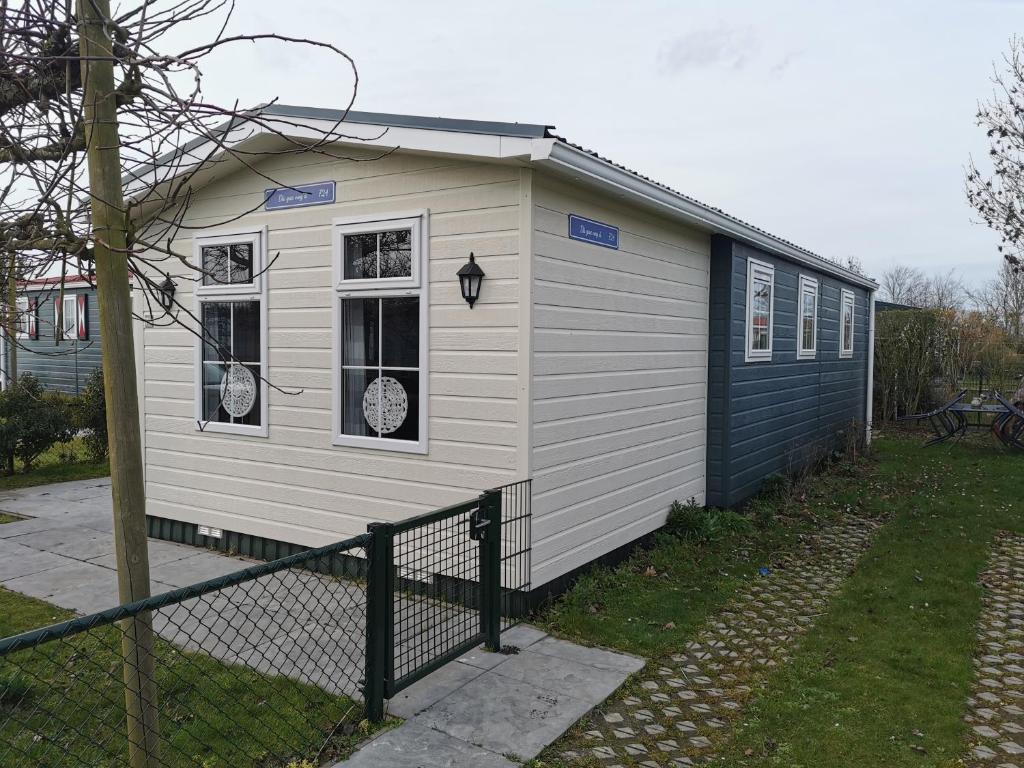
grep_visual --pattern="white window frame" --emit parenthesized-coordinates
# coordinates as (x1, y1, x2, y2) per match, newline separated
(745, 257, 775, 363)
(15, 296, 29, 339)
(797, 275, 819, 360)
(332, 213, 423, 292)
(331, 210, 429, 454)
(192, 226, 269, 438)
(194, 230, 265, 297)
(840, 288, 856, 359)
(55, 295, 77, 341)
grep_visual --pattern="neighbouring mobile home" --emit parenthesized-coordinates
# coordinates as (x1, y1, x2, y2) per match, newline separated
(131, 106, 877, 596)
(6, 276, 101, 394)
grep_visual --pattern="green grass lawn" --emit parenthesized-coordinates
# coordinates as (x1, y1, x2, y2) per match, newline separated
(538, 458, 872, 660)
(536, 432, 1024, 768)
(0, 438, 109, 492)
(0, 587, 377, 768)
(718, 432, 1024, 767)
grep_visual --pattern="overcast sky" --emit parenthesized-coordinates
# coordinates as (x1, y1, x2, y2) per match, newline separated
(185, 0, 1021, 285)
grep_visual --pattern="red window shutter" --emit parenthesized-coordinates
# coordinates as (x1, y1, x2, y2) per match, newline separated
(28, 298, 38, 340)
(77, 294, 88, 340)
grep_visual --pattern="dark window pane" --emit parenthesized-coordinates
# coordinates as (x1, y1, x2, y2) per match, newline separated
(341, 368, 378, 437)
(344, 233, 378, 280)
(382, 297, 419, 367)
(202, 245, 229, 285)
(229, 243, 253, 284)
(202, 362, 228, 422)
(231, 301, 260, 363)
(380, 369, 418, 442)
(201, 303, 232, 361)
(378, 229, 412, 278)
(342, 298, 379, 367)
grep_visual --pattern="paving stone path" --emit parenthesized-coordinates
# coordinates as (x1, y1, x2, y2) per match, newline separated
(553, 515, 881, 767)
(964, 532, 1024, 767)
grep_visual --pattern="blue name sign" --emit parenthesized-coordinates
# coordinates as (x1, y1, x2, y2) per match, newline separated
(568, 214, 619, 249)
(264, 181, 336, 211)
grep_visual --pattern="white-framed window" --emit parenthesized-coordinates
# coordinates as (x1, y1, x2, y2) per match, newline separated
(331, 211, 429, 454)
(54, 295, 77, 340)
(840, 289, 855, 359)
(193, 227, 268, 437)
(15, 296, 29, 339)
(797, 275, 819, 360)
(745, 258, 775, 363)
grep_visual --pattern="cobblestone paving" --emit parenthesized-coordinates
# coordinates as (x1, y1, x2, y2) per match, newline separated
(554, 515, 881, 767)
(964, 533, 1024, 768)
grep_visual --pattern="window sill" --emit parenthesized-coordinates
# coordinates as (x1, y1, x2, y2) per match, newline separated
(796, 351, 817, 361)
(839, 350, 854, 359)
(744, 352, 773, 363)
(332, 434, 427, 454)
(195, 421, 269, 438)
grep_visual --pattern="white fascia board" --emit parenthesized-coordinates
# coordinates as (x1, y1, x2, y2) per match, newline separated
(125, 117, 556, 205)
(538, 141, 878, 290)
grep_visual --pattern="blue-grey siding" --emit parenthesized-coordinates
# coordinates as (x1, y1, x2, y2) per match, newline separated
(14, 286, 101, 394)
(707, 236, 870, 507)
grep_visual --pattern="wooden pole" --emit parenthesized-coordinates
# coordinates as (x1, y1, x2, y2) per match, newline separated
(6, 253, 17, 474)
(76, 2, 160, 765)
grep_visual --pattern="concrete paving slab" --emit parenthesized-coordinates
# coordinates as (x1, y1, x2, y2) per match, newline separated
(336, 721, 517, 768)
(2, 560, 115, 602)
(0, 540, 74, 581)
(87, 541, 199, 570)
(527, 636, 646, 674)
(492, 648, 631, 703)
(388, 656, 488, 719)
(49, 580, 179, 615)
(5, 527, 115, 561)
(149, 552, 254, 586)
(0, 516, 73, 539)
(455, 646, 509, 672)
(415, 672, 594, 760)
(498, 623, 548, 650)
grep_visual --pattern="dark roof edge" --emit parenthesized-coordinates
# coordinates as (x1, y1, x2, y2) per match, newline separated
(261, 104, 552, 139)
(546, 140, 878, 290)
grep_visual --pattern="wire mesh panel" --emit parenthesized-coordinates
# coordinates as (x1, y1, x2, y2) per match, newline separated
(388, 499, 484, 693)
(497, 479, 532, 624)
(0, 534, 371, 768)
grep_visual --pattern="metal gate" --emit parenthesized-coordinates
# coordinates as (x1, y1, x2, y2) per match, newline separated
(363, 480, 530, 719)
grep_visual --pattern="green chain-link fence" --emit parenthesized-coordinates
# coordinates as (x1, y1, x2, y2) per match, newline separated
(0, 480, 531, 768)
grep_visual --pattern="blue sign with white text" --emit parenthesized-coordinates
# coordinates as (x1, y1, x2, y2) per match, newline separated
(568, 214, 619, 249)
(264, 181, 336, 211)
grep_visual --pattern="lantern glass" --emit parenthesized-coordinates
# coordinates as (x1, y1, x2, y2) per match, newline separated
(456, 253, 485, 308)
(158, 276, 176, 312)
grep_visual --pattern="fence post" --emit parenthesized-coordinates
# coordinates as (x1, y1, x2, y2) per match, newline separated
(479, 489, 502, 652)
(364, 522, 393, 722)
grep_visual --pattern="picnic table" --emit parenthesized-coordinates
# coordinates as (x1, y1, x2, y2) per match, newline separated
(901, 390, 1024, 449)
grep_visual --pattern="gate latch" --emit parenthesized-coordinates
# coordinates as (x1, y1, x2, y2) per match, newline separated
(469, 507, 490, 541)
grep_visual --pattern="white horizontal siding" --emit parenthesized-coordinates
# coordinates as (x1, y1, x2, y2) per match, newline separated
(138, 149, 526, 547)
(530, 176, 710, 587)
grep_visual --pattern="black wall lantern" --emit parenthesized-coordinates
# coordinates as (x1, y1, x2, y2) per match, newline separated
(157, 274, 177, 313)
(457, 252, 485, 308)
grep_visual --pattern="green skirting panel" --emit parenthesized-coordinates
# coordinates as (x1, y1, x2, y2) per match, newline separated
(145, 515, 368, 578)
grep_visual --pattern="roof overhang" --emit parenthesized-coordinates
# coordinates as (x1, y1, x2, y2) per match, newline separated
(125, 105, 877, 290)
(536, 142, 877, 290)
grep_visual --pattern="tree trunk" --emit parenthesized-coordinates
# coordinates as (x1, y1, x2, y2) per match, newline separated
(6, 251, 16, 385)
(76, 2, 160, 765)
